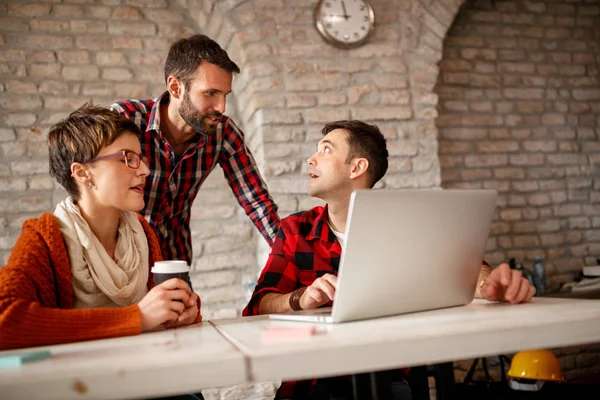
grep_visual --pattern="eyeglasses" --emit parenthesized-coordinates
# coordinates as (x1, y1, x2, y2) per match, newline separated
(90, 150, 149, 170)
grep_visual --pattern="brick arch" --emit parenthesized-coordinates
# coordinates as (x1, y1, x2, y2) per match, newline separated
(186, 0, 468, 144)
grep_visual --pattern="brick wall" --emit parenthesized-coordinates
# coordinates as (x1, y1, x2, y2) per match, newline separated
(437, 0, 600, 289)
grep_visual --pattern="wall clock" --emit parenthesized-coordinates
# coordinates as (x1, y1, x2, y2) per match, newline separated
(314, 0, 375, 49)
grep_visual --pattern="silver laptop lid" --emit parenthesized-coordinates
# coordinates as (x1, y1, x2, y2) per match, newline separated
(331, 189, 498, 323)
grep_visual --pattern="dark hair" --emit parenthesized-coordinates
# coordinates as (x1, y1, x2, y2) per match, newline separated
(164, 34, 240, 87)
(322, 120, 389, 187)
(48, 104, 142, 201)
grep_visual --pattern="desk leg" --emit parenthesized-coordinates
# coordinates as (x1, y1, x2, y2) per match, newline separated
(431, 362, 456, 400)
(409, 366, 430, 400)
(352, 371, 394, 400)
(352, 373, 371, 399)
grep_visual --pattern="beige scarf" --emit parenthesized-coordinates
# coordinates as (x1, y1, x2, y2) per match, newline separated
(54, 197, 149, 309)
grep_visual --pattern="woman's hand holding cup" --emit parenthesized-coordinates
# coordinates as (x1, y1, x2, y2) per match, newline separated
(138, 278, 194, 332)
(139, 261, 201, 332)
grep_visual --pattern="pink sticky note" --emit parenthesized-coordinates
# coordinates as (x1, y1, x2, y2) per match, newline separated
(261, 326, 316, 342)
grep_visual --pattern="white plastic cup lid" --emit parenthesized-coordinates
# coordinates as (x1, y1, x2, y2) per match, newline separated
(151, 260, 189, 274)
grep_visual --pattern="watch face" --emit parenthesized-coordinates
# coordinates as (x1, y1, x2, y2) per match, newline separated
(315, 0, 375, 48)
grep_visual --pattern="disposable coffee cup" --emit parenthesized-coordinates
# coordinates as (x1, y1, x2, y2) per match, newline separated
(151, 260, 190, 286)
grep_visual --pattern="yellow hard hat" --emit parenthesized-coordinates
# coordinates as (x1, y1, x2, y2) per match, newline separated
(507, 350, 564, 382)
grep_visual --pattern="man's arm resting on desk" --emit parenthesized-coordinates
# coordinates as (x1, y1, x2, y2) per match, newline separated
(258, 274, 337, 314)
(258, 292, 297, 314)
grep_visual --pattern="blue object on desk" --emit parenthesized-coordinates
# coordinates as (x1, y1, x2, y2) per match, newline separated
(0, 350, 52, 368)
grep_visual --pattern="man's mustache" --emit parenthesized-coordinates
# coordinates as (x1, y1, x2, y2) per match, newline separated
(204, 112, 222, 119)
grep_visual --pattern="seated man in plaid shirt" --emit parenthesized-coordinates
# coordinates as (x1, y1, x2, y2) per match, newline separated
(111, 35, 279, 265)
(243, 120, 535, 400)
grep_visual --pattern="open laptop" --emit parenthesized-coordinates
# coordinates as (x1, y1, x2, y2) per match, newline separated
(269, 189, 498, 323)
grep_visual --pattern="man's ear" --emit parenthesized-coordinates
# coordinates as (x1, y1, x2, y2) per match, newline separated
(166, 76, 184, 100)
(70, 162, 91, 184)
(349, 158, 369, 181)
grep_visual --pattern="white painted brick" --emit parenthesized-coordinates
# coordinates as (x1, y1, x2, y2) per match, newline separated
(271, 194, 298, 213)
(200, 285, 245, 304)
(102, 68, 134, 81)
(286, 74, 350, 91)
(318, 92, 347, 106)
(203, 236, 252, 254)
(0, 235, 18, 251)
(44, 96, 91, 111)
(303, 108, 350, 123)
(0, 164, 10, 177)
(3, 113, 36, 127)
(0, 196, 52, 213)
(192, 270, 238, 290)
(265, 177, 308, 194)
(62, 66, 100, 81)
(351, 106, 412, 121)
(193, 252, 255, 271)
(1, 142, 27, 158)
(29, 64, 61, 78)
(319, 60, 376, 73)
(10, 161, 48, 175)
(384, 171, 441, 189)
(28, 177, 55, 191)
(264, 160, 300, 176)
(261, 126, 306, 143)
(286, 93, 316, 108)
(6, 80, 37, 94)
(108, 22, 157, 36)
(0, 178, 27, 192)
(111, 6, 144, 20)
(348, 84, 379, 105)
(190, 204, 236, 220)
(221, 223, 253, 238)
(96, 52, 128, 66)
(82, 82, 115, 97)
(0, 129, 16, 142)
(256, 109, 302, 125)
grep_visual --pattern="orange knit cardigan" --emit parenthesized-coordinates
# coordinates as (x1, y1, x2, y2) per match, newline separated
(0, 213, 163, 351)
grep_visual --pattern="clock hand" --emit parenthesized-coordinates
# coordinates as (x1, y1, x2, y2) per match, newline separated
(341, 1, 350, 20)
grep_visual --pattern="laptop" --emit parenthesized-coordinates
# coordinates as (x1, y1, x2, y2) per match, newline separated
(269, 189, 498, 323)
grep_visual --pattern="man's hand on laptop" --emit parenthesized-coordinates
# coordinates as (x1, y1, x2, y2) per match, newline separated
(480, 263, 535, 304)
(300, 274, 338, 310)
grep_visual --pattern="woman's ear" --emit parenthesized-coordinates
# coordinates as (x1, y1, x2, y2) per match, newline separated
(349, 158, 369, 180)
(71, 162, 90, 184)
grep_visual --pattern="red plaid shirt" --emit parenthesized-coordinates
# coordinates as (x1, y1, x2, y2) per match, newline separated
(111, 92, 279, 264)
(243, 205, 408, 399)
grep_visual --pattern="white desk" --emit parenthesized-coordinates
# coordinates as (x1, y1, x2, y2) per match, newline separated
(0, 322, 245, 400)
(3, 298, 600, 400)
(212, 298, 600, 383)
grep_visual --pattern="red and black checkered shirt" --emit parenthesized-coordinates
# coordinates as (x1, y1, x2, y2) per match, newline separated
(243, 205, 408, 399)
(110, 92, 280, 264)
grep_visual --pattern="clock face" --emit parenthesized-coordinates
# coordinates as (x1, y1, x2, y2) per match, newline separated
(315, 0, 375, 48)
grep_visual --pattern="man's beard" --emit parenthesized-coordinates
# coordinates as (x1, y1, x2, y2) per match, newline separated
(178, 92, 222, 135)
